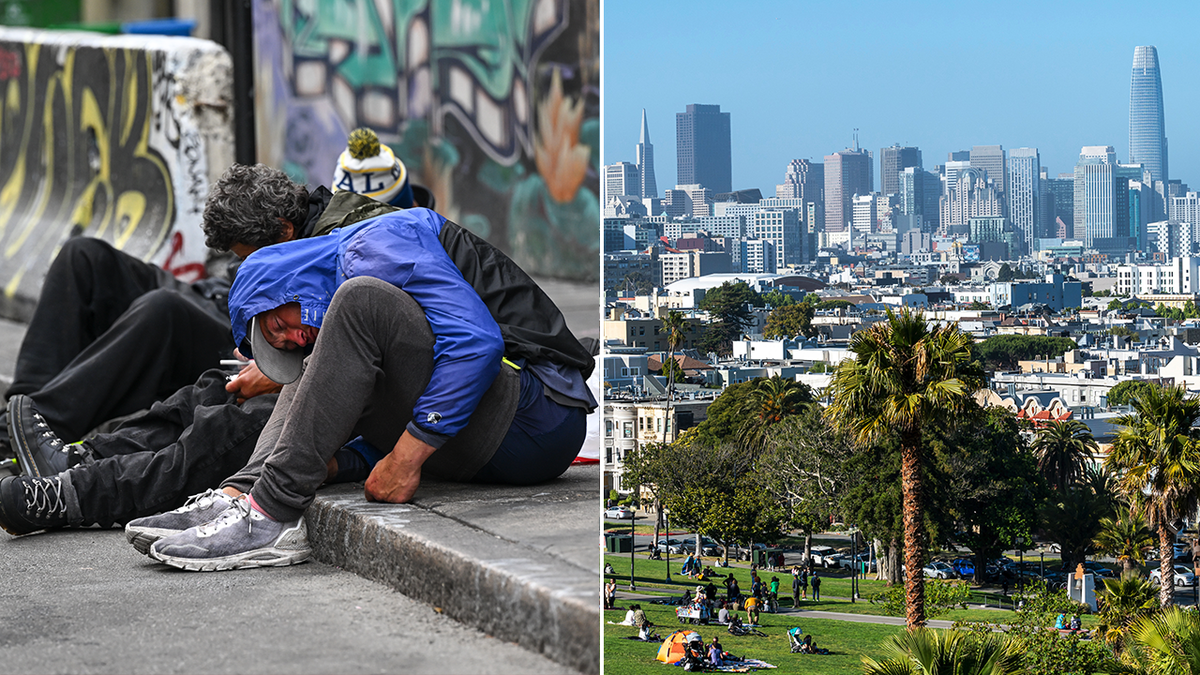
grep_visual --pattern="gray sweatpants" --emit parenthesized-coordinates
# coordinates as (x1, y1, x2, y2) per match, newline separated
(222, 276, 519, 521)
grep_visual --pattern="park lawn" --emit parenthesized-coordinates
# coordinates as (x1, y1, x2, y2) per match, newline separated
(603, 602, 904, 675)
(604, 553, 889, 599)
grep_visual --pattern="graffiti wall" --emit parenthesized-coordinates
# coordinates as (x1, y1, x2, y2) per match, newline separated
(253, 0, 600, 281)
(0, 28, 232, 320)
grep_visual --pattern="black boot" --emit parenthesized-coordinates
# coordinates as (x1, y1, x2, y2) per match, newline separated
(8, 395, 85, 477)
(0, 474, 69, 535)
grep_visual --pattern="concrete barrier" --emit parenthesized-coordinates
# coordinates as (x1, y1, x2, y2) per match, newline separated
(0, 28, 232, 321)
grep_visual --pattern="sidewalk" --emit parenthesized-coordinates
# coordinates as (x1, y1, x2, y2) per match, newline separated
(0, 276, 601, 674)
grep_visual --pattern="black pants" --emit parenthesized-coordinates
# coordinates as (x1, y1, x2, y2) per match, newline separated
(6, 237, 233, 441)
(62, 370, 277, 528)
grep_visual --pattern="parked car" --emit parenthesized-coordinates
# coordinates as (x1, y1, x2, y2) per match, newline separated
(838, 553, 877, 572)
(1150, 564, 1197, 587)
(1082, 561, 1116, 578)
(604, 506, 634, 520)
(678, 537, 722, 557)
(951, 558, 975, 578)
(735, 542, 767, 561)
(923, 562, 955, 579)
(655, 538, 683, 554)
(821, 553, 849, 568)
(808, 546, 837, 567)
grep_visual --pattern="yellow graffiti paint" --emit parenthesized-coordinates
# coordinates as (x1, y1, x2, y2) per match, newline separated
(114, 191, 146, 249)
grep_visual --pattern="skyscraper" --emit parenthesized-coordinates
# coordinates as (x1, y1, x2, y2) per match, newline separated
(1074, 146, 1117, 248)
(969, 145, 1006, 197)
(824, 148, 872, 235)
(774, 159, 823, 209)
(1129, 46, 1168, 184)
(1007, 148, 1040, 254)
(604, 162, 640, 202)
(879, 145, 921, 196)
(636, 109, 657, 199)
(676, 104, 732, 194)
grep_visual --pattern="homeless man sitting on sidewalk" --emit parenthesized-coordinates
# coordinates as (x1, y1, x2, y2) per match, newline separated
(141, 207, 596, 570)
(0, 129, 420, 479)
(0, 151, 440, 534)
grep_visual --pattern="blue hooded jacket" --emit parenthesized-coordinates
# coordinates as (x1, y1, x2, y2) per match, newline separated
(229, 208, 504, 446)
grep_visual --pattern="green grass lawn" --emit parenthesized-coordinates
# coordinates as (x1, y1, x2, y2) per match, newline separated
(603, 602, 904, 675)
(604, 554, 1102, 629)
(604, 553, 890, 599)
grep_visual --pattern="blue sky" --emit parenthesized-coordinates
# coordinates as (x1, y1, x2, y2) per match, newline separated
(602, 0, 1200, 196)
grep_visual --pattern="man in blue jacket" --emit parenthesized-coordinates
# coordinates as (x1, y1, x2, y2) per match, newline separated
(143, 208, 595, 571)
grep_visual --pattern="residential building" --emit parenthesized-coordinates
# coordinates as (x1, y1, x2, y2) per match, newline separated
(660, 250, 732, 286)
(603, 250, 659, 294)
(676, 104, 732, 193)
(1115, 256, 1200, 295)
(741, 238, 777, 273)
(602, 310, 703, 352)
(1129, 46, 1168, 184)
(753, 208, 804, 267)
(989, 273, 1082, 311)
(636, 108, 658, 198)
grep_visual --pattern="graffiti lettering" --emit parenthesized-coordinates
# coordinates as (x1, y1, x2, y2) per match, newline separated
(0, 40, 174, 307)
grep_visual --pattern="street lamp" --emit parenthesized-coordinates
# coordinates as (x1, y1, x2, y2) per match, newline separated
(1015, 536, 1026, 594)
(664, 508, 671, 583)
(629, 509, 637, 592)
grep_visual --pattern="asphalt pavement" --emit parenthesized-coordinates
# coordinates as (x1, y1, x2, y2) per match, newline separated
(0, 275, 601, 674)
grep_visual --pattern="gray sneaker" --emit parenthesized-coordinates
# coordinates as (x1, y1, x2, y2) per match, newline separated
(125, 489, 237, 555)
(149, 498, 310, 571)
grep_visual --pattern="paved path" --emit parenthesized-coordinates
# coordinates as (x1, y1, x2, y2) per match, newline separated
(0, 275, 600, 674)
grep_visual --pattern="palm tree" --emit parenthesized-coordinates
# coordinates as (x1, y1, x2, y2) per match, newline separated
(1032, 419, 1098, 490)
(661, 310, 687, 443)
(1095, 573, 1158, 650)
(1115, 606, 1200, 673)
(861, 628, 1021, 675)
(1093, 511, 1155, 578)
(826, 309, 979, 628)
(1106, 384, 1200, 607)
(738, 375, 812, 452)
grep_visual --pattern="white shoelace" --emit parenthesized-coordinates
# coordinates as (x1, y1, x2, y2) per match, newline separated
(24, 476, 65, 517)
(197, 498, 255, 537)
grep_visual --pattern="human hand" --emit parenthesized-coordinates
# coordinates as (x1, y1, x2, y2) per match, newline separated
(225, 361, 283, 403)
(364, 432, 437, 503)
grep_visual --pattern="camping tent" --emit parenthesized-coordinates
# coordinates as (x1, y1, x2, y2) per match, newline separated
(655, 630, 700, 663)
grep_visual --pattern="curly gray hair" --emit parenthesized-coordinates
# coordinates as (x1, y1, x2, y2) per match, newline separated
(202, 164, 308, 251)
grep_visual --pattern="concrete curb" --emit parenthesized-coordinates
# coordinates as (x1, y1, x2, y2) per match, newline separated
(307, 471, 600, 674)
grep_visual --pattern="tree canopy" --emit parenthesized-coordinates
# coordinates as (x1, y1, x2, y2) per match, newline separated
(972, 335, 1078, 372)
(763, 302, 816, 339)
(1107, 380, 1159, 407)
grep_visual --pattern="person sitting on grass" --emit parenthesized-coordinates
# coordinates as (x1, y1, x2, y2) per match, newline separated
(707, 637, 724, 667)
(630, 603, 653, 640)
(717, 602, 730, 625)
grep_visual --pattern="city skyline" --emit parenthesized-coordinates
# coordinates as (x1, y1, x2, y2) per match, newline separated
(602, 1, 1200, 198)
